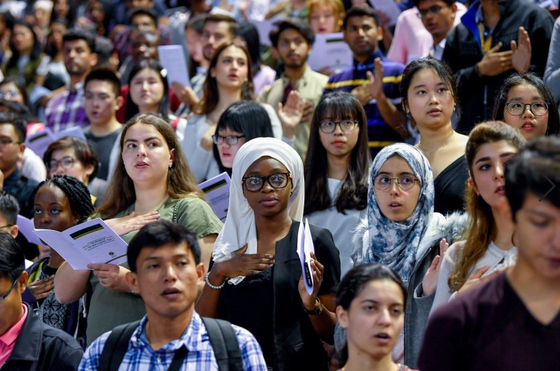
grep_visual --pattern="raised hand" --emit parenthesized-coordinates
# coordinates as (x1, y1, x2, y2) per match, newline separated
(104, 211, 160, 236)
(277, 90, 304, 140)
(476, 42, 513, 76)
(422, 238, 450, 296)
(456, 265, 504, 297)
(511, 26, 531, 74)
(366, 57, 385, 100)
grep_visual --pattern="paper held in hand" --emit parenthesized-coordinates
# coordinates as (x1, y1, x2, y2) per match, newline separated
(297, 219, 315, 295)
(198, 172, 231, 222)
(25, 218, 128, 270)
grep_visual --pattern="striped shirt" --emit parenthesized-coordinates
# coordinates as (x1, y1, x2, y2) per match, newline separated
(45, 82, 89, 133)
(78, 312, 268, 371)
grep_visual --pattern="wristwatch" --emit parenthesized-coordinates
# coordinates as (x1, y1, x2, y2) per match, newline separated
(302, 298, 323, 315)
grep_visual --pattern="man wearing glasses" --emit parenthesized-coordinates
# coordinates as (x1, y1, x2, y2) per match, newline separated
(415, 0, 466, 60)
(0, 232, 83, 370)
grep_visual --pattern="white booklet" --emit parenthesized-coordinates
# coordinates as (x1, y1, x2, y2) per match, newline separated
(32, 218, 128, 270)
(158, 45, 191, 87)
(16, 215, 43, 246)
(25, 126, 87, 158)
(308, 33, 353, 73)
(199, 172, 231, 222)
(297, 219, 315, 295)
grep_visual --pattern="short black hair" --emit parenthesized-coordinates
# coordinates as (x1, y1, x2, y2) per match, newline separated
(0, 111, 27, 142)
(85, 67, 122, 98)
(0, 232, 24, 282)
(0, 192, 19, 225)
(63, 28, 96, 53)
(342, 6, 379, 30)
(203, 14, 237, 38)
(270, 18, 315, 47)
(128, 7, 158, 27)
(505, 136, 560, 219)
(94, 36, 115, 67)
(127, 220, 201, 273)
(413, 0, 454, 7)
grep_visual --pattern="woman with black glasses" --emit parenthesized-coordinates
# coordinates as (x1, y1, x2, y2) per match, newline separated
(212, 100, 275, 177)
(304, 92, 370, 277)
(493, 72, 560, 140)
(197, 137, 341, 371)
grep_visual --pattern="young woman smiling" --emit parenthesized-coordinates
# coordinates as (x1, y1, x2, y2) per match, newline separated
(177, 41, 281, 182)
(430, 122, 526, 314)
(493, 73, 560, 140)
(401, 58, 469, 215)
(54, 114, 222, 345)
(304, 92, 370, 277)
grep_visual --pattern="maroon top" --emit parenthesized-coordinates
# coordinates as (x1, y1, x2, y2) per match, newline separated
(418, 272, 560, 371)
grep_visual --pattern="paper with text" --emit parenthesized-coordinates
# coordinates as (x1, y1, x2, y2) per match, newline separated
(297, 219, 315, 295)
(199, 172, 231, 222)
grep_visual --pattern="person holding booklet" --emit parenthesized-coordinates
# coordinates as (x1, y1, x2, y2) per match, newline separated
(197, 137, 340, 371)
(54, 114, 223, 346)
(26, 175, 94, 342)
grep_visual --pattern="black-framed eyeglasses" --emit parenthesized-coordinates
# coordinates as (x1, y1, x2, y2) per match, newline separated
(319, 120, 359, 134)
(242, 172, 291, 192)
(505, 101, 549, 116)
(212, 135, 245, 145)
(418, 5, 444, 18)
(374, 175, 420, 191)
(0, 277, 19, 301)
(47, 156, 75, 172)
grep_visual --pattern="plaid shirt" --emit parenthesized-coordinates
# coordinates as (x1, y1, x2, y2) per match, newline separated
(45, 82, 89, 133)
(78, 312, 268, 371)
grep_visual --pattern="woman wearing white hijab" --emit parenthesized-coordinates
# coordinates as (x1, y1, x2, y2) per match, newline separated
(197, 138, 341, 371)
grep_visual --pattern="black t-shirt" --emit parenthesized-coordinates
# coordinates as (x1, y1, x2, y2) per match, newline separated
(85, 128, 121, 180)
(418, 273, 560, 370)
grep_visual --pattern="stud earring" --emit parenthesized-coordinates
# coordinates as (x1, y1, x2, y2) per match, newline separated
(169, 162, 173, 169)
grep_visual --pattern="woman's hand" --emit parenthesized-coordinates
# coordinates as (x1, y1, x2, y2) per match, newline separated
(104, 211, 160, 236)
(89, 263, 131, 292)
(212, 245, 275, 284)
(28, 275, 55, 301)
(422, 238, 449, 296)
(298, 253, 324, 310)
(277, 90, 304, 140)
(172, 82, 199, 107)
(456, 265, 504, 297)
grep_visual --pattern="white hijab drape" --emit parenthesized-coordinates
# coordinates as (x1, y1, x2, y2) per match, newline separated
(212, 138, 304, 284)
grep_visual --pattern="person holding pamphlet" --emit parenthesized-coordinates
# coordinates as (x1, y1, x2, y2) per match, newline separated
(26, 175, 94, 342)
(197, 137, 341, 371)
(54, 114, 223, 345)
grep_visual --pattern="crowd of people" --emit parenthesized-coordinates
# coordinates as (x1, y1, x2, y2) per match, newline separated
(0, 0, 559, 370)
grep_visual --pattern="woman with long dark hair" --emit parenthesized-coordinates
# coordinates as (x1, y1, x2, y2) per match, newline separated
(304, 92, 369, 276)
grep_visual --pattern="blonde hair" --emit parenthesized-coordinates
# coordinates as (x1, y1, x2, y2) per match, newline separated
(96, 114, 203, 219)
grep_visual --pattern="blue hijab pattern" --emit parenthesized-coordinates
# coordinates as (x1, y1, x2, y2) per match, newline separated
(354, 143, 435, 284)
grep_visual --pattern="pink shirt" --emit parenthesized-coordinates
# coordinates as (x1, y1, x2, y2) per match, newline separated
(0, 304, 28, 367)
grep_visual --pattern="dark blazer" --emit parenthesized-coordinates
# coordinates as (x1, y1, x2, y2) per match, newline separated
(3, 303, 83, 371)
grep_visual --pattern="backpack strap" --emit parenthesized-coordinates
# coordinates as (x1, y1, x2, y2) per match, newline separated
(98, 320, 141, 371)
(201, 317, 244, 371)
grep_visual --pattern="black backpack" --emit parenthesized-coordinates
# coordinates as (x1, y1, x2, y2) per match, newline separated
(98, 317, 244, 371)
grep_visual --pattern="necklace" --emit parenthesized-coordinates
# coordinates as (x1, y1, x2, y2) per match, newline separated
(417, 132, 455, 156)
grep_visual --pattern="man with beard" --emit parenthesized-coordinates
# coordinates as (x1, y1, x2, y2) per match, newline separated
(324, 6, 408, 157)
(45, 29, 99, 132)
(258, 19, 328, 159)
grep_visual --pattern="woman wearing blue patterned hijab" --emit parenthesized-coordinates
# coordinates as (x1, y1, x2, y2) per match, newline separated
(350, 143, 466, 367)
(353, 143, 434, 285)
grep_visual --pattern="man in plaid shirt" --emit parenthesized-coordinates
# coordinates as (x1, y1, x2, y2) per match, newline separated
(45, 28, 98, 133)
(79, 221, 267, 371)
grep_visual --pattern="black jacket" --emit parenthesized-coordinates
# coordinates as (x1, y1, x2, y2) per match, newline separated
(443, 0, 554, 134)
(3, 303, 83, 371)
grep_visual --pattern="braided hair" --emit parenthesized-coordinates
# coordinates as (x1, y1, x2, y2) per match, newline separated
(32, 175, 94, 223)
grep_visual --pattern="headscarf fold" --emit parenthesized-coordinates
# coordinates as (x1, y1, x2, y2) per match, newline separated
(212, 138, 304, 284)
(352, 143, 434, 284)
